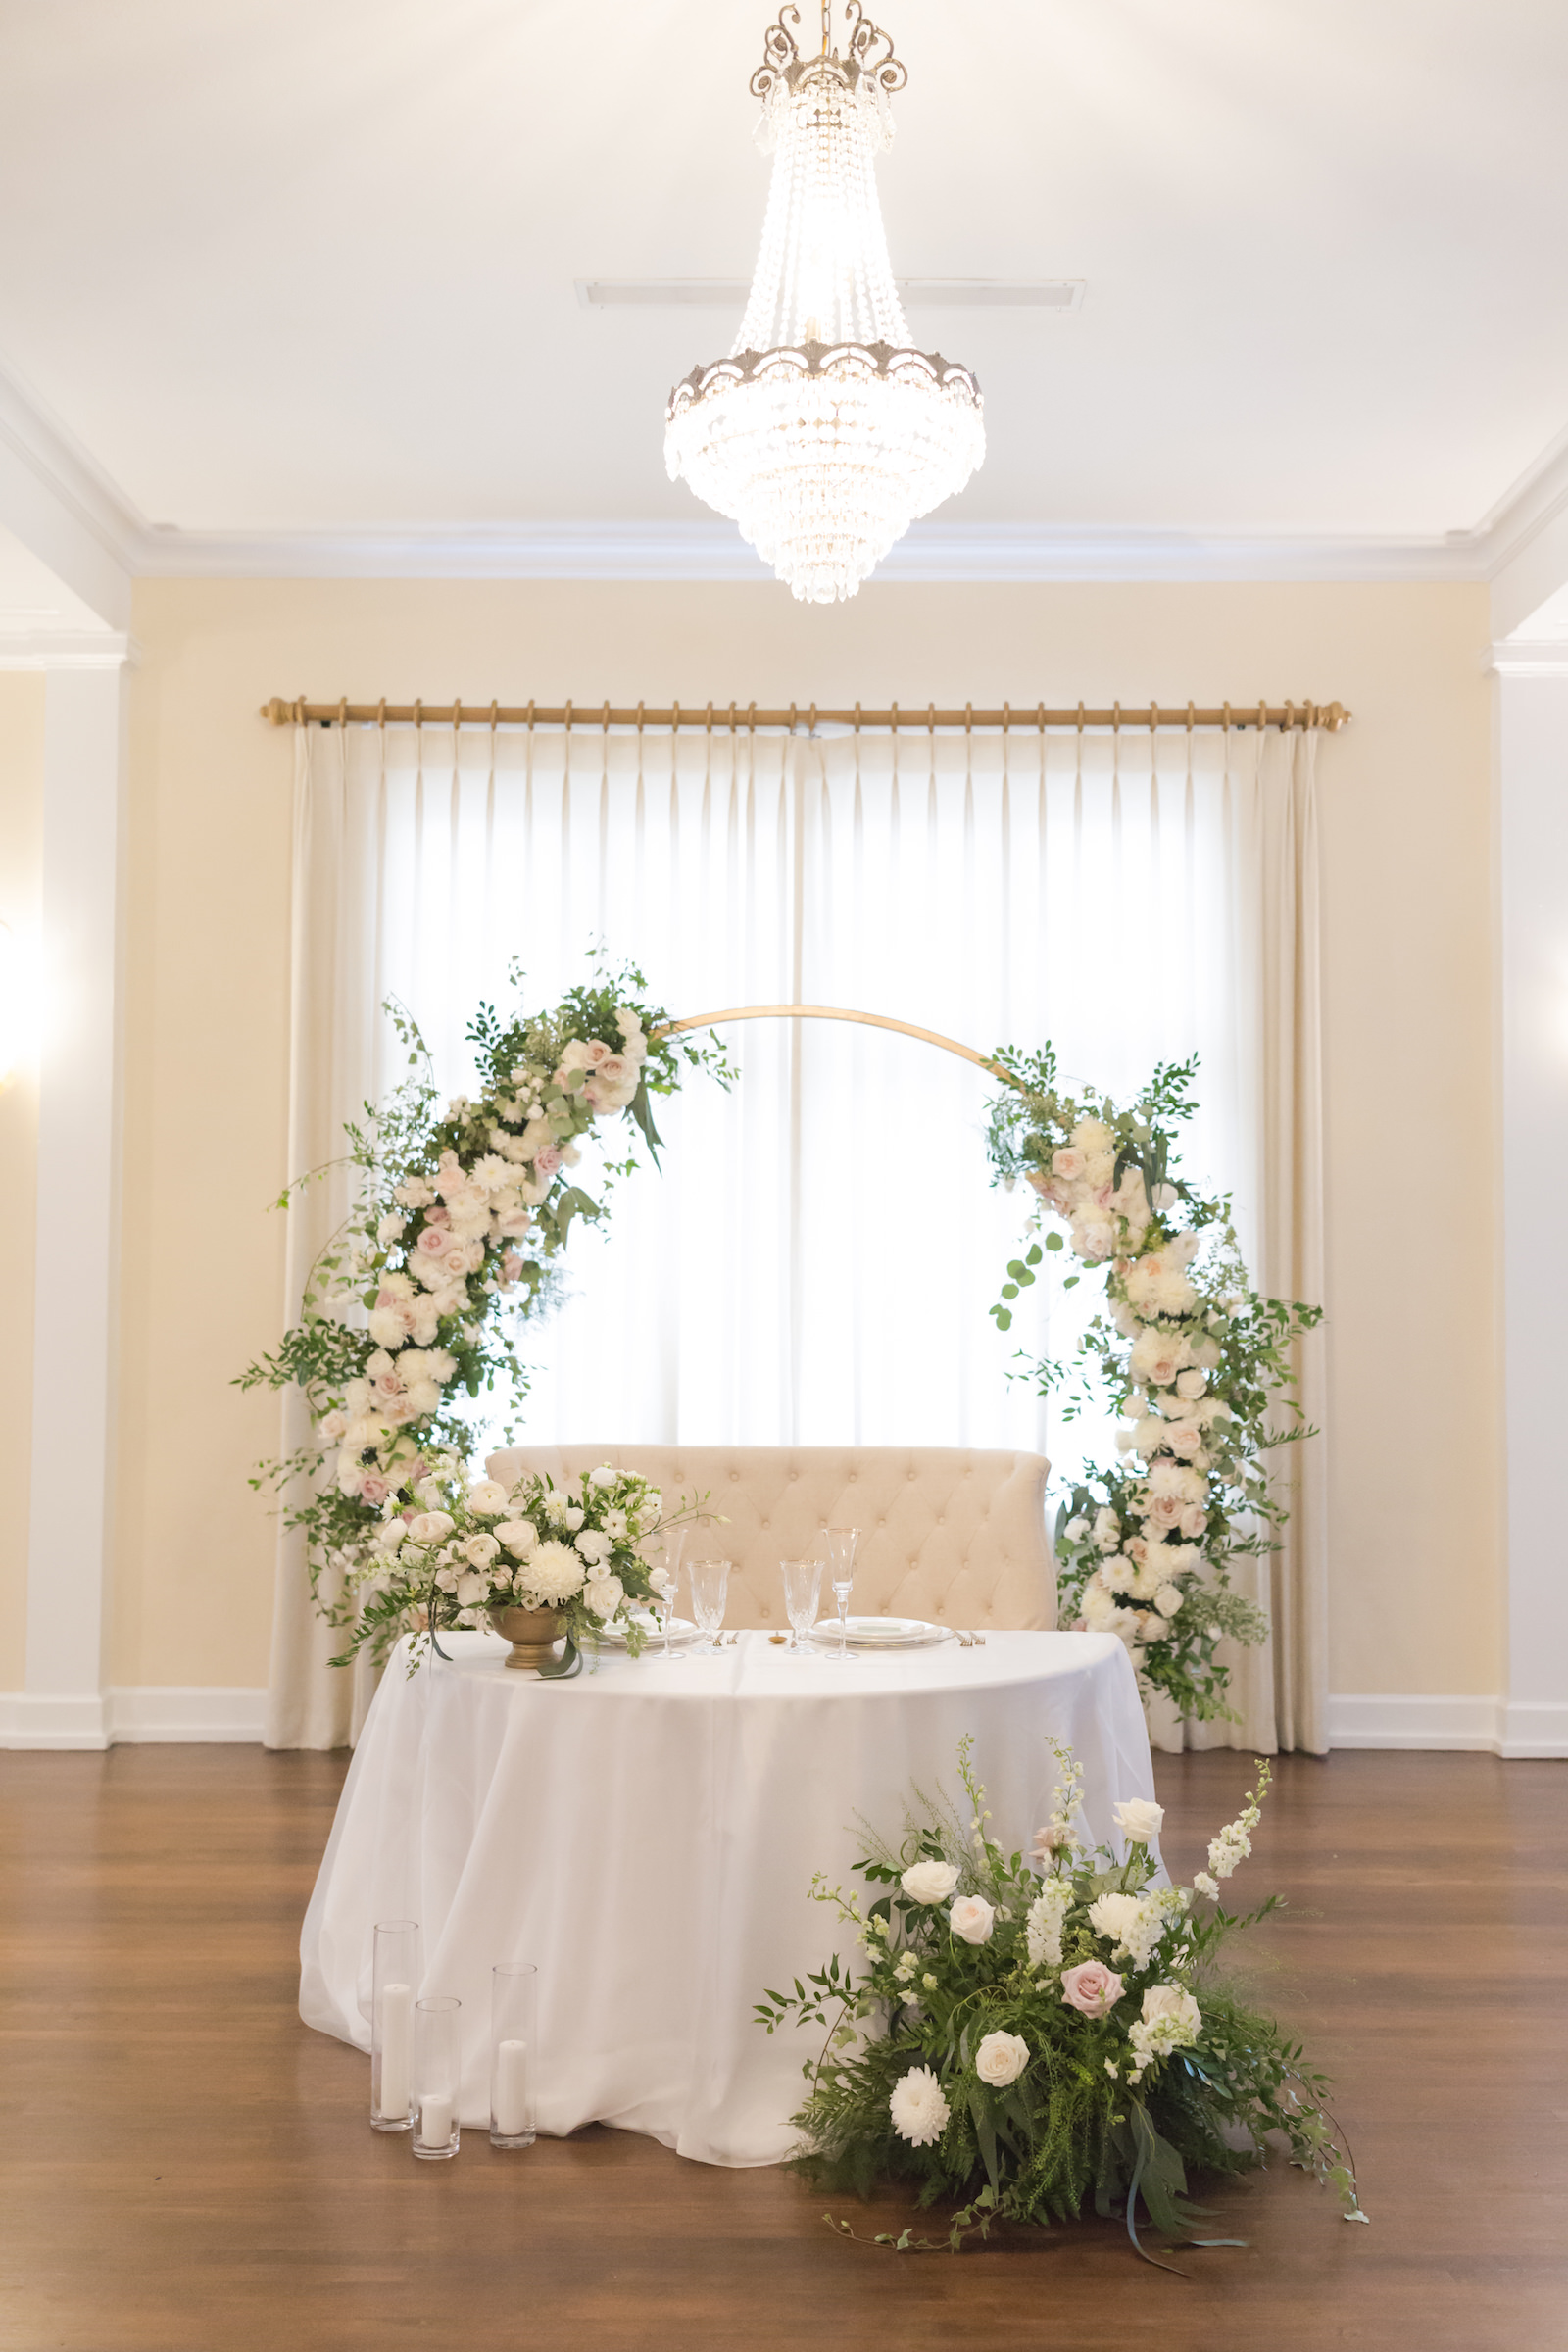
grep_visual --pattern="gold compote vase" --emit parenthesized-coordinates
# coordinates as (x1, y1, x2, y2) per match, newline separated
(487, 1605, 566, 1672)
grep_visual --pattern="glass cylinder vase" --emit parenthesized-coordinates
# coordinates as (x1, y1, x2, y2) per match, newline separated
(490, 1963, 538, 2149)
(412, 1996, 462, 2160)
(370, 1919, 421, 2132)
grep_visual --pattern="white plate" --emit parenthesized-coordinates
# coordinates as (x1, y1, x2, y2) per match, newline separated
(592, 1614, 710, 1653)
(808, 1615, 956, 1651)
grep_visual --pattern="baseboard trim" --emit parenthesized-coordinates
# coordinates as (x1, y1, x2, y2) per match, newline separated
(1328, 1691, 1568, 1756)
(0, 1687, 267, 1748)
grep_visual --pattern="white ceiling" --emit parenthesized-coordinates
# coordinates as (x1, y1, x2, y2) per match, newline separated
(1, 0, 1566, 539)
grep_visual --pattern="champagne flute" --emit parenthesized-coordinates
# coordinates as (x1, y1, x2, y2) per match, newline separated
(689, 1556, 731, 1651)
(780, 1558, 822, 1651)
(821, 1527, 860, 1661)
(653, 1527, 686, 1661)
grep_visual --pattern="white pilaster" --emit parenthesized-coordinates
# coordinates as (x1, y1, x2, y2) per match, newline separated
(17, 659, 131, 1747)
(1491, 644, 1568, 1757)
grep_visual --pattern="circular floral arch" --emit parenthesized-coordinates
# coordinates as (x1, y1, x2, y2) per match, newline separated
(243, 964, 1318, 1718)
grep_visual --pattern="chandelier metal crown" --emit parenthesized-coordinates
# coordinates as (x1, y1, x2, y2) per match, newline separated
(663, 2, 985, 605)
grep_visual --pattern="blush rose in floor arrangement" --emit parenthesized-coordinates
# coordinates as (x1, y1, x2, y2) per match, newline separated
(756, 1738, 1364, 2261)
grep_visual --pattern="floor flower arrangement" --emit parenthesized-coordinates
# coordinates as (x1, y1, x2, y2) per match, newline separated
(757, 1738, 1363, 2259)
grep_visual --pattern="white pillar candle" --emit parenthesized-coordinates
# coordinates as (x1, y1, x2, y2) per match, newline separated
(418, 2093, 454, 2146)
(378, 1983, 413, 2121)
(493, 2037, 529, 2136)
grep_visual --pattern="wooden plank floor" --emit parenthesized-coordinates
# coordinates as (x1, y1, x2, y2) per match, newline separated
(0, 1745, 1563, 2352)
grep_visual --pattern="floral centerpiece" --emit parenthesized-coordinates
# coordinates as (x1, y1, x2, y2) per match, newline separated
(758, 1739, 1362, 2257)
(986, 1049, 1322, 1723)
(354, 1457, 711, 1676)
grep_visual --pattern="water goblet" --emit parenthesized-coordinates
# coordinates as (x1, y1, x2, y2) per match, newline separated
(688, 1556, 731, 1651)
(820, 1526, 860, 1661)
(652, 1527, 686, 1661)
(780, 1558, 822, 1651)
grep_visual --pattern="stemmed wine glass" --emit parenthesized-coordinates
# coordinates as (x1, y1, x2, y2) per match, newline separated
(780, 1558, 822, 1652)
(819, 1527, 860, 1661)
(688, 1557, 731, 1652)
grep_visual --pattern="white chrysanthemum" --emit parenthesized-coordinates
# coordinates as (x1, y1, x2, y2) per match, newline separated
(1088, 1891, 1143, 1948)
(521, 1539, 587, 1604)
(889, 2066, 951, 2148)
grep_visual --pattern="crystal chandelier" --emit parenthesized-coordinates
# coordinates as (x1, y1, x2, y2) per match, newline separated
(664, 2, 985, 604)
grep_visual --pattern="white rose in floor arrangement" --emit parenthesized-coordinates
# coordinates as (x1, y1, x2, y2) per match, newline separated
(759, 1736, 1366, 2256)
(986, 1043, 1322, 1727)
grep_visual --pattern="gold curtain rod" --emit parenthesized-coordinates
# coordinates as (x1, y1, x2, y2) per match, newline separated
(260, 696, 1350, 734)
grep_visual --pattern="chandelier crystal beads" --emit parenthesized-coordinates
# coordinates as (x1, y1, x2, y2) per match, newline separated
(664, 3, 985, 604)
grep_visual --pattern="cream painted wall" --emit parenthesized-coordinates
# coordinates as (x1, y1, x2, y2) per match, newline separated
(121, 577, 1496, 1699)
(0, 673, 44, 1690)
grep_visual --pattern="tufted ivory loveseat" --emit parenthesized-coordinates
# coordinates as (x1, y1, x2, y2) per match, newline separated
(485, 1446, 1056, 1635)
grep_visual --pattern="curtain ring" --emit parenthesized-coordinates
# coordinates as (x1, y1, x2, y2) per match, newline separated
(1036, 701, 1045, 733)
(787, 702, 797, 734)
(672, 700, 681, 735)
(526, 699, 535, 732)
(927, 702, 935, 734)
(564, 699, 574, 733)
(1003, 701, 1011, 733)
(452, 697, 462, 733)
(489, 700, 499, 735)
(727, 701, 737, 732)
(1112, 701, 1121, 733)
(1149, 702, 1158, 735)
(1186, 700, 1196, 733)
(747, 700, 758, 731)
(1256, 700, 1267, 733)
(854, 701, 861, 733)
(1222, 701, 1231, 732)
(705, 701, 714, 733)
(1284, 699, 1296, 732)
(1076, 700, 1085, 734)
(964, 702, 973, 734)
(808, 702, 816, 733)
(635, 700, 645, 734)
(413, 698, 423, 729)
(890, 701, 899, 732)
(602, 700, 611, 733)
(337, 697, 348, 728)
(376, 698, 386, 730)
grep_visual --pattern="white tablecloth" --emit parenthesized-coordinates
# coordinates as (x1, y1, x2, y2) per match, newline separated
(300, 1628, 1155, 2167)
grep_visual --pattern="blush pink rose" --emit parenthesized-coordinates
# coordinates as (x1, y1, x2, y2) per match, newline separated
(1051, 1148, 1086, 1180)
(580, 1039, 612, 1067)
(1166, 1425, 1203, 1457)
(416, 1227, 448, 1255)
(533, 1145, 563, 1179)
(1145, 1494, 1187, 1534)
(1060, 1961, 1124, 2017)
(501, 1252, 523, 1285)
(1180, 1504, 1208, 1538)
(359, 1475, 389, 1506)
(372, 1372, 404, 1399)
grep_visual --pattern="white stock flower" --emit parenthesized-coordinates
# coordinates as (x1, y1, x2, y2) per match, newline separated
(466, 1481, 511, 1517)
(901, 1859, 960, 1905)
(521, 1539, 586, 1604)
(949, 1894, 996, 1945)
(574, 1528, 612, 1564)
(1025, 1879, 1072, 1968)
(1192, 1871, 1220, 1898)
(1113, 1798, 1165, 1844)
(889, 2066, 951, 2148)
(974, 2032, 1030, 2088)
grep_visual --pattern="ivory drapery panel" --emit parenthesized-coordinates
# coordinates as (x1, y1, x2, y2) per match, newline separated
(263, 720, 1325, 1754)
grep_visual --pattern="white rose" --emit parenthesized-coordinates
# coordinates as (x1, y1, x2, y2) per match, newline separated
(1128, 1326, 1193, 1388)
(455, 1571, 488, 1606)
(889, 2065, 951, 2148)
(463, 1533, 501, 1569)
(974, 2031, 1030, 2088)
(564, 1506, 585, 1532)
(1141, 1983, 1201, 2036)
(466, 1480, 511, 1517)
(901, 1859, 961, 1905)
(1154, 1583, 1185, 1618)
(589, 1464, 618, 1489)
(949, 1895, 996, 1946)
(574, 1528, 612, 1564)
(407, 1511, 455, 1544)
(1175, 1368, 1208, 1400)
(1062, 1516, 1089, 1543)
(584, 1575, 625, 1622)
(497, 1520, 538, 1558)
(1112, 1798, 1165, 1845)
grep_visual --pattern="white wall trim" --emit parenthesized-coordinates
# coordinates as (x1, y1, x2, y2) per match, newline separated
(0, 629, 137, 670)
(0, 1690, 110, 1749)
(106, 1687, 269, 1743)
(0, 1687, 268, 1747)
(1486, 640, 1568, 677)
(1328, 1691, 1568, 1755)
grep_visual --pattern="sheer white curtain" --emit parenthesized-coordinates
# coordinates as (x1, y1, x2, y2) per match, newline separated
(265, 719, 1324, 1754)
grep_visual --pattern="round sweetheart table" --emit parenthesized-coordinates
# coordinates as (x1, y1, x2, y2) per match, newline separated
(300, 1627, 1157, 2167)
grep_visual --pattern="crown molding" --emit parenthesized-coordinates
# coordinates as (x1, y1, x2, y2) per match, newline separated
(3, 343, 1568, 596)
(1487, 639, 1568, 678)
(0, 628, 137, 670)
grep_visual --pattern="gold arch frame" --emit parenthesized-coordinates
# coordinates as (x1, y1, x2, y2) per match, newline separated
(652, 1003, 1027, 1092)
